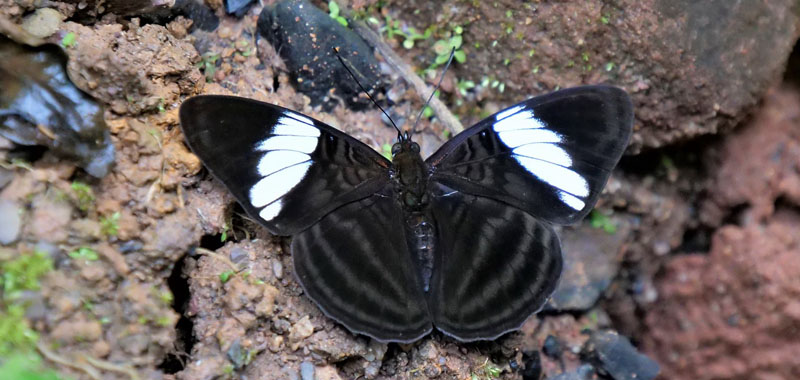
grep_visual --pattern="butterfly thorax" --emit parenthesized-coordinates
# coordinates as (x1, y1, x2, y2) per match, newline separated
(390, 139, 429, 211)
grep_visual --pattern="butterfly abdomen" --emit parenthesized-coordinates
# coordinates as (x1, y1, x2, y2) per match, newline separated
(405, 213, 436, 293)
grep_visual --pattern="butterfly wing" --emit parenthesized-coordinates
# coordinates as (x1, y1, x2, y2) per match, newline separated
(179, 95, 391, 235)
(423, 85, 631, 340)
(426, 85, 633, 225)
(292, 188, 432, 342)
(427, 186, 562, 341)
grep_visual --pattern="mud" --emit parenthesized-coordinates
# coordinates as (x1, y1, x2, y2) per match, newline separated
(0, 1, 798, 379)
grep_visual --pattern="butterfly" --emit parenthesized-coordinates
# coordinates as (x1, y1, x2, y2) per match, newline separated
(179, 85, 633, 342)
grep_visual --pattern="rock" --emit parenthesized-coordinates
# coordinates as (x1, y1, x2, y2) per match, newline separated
(701, 87, 800, 224)
(20, 8, 64, 38)
(549, 364, 595, 380)
(546, 224, 628, 311)
(224, 0, 256, 17)
(386, 0, 799, 150)
(581, 331, 659, 380)
(28, 193, 72, 243)
(0, 199, 21, 244)
(299, 361, 315, 380)
(520, 350, 542, 380)
(0, 37, 115, 177)
(289, 315, 315, 350)
(644, 219, 800, 379)
(258, 0, 385, 111)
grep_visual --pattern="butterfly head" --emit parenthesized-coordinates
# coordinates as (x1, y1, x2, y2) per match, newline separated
(391, 131, 421, 159)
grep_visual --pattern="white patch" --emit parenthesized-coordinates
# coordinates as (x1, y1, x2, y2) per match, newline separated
(493, 110, 545, 132)
(513, 143, 573, 167)
(496, 105, 525, 121)
(257, 150, 310, 177)
(497, 129, 562, 148)
(559, 191, 586, 211)
(272, 117, 320, 137)
(250, 161, 312, 208)
(259, 200, 283, 221)
(515, 156, 589, 197)
(256, 135, 318, 153)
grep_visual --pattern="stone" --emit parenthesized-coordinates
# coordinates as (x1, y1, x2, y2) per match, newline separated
(0, 199, 21, 245)
(582, 331, 659, 380)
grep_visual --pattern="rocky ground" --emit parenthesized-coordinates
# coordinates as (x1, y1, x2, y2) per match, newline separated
(0, 1, 799, 379)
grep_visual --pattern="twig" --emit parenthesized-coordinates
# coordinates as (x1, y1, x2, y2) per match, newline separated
(195, 247, 239, 273)
(82, 353, 141, 380)
(37, 342, 102, 380)
(341, 11, 465, 135)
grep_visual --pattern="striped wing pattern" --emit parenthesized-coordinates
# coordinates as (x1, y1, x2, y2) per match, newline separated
(179, 95, 390, 236)
(292, 190, 432, 342)
(179, 86, 632, 343)
(427, 85, 633, 225)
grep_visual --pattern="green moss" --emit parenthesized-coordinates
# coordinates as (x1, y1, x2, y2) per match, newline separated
(0, 353, 65, 380)
(590, 210, 617, 234)
(69, 182, 94, 212)
(99, 212, 120, 237)
(0, 305, 39, 356)
(0, 250, 53, 355)
(2, 250, 53, 295)
(199, 52, 220, 82)
(68, 247, 99, 262)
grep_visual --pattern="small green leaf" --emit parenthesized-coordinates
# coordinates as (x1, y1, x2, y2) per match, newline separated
(403, 39, 415, 49)
(454, 26, 463, 34)
(219, 270, 234, 283)
(453, 50, 466, 63)
(450, 35, 463, 49)
(433, 40, 450, 55)
(422, 106, 434, 118)
(328, 1, 340, 18)
(69, 247, 99, 261)
(336, 16, 348, 27)
(61, 32, 76, 48)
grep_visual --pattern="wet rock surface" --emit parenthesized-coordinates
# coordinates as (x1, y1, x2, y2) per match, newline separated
(581, 331, 659, 380)
(258, 0, 385, 111)
(0, 37, 114, 177)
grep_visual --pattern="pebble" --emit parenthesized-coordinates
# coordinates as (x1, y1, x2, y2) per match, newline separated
(300, 361, 315, 380)
(581, 331, 660, 380)
(0, 199, 21, 245)
(21, 8, 64, 38)
(272, 260, 283, 279)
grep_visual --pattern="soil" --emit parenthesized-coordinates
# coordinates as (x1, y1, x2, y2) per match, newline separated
(0, 1, 799, 380)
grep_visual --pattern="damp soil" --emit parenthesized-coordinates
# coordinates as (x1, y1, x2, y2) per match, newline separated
(1, 1, 799, 379)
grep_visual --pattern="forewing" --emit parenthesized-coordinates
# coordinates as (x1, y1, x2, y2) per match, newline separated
(426, 85, 633, 225)
(428, 187, 562, 341)
(292, 189, 432, 342)
(180, 95, 391, 235)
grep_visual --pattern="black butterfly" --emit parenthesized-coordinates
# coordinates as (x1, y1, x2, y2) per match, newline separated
(179, 85, 633, 342)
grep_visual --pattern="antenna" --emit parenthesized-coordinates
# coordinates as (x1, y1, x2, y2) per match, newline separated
(410, 47, 456, 137)
(333, 47, 403, 139)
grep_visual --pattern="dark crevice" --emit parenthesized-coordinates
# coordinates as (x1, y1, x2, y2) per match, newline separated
(618, 134, 720, 178)
(674, 226, 715, 253)
(158, 254, 195, 374)
(199, 233, 226, 251)
(774, 195, 800, 215)
(784, 38, 800, 87)
(721, 202, 750, 226)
